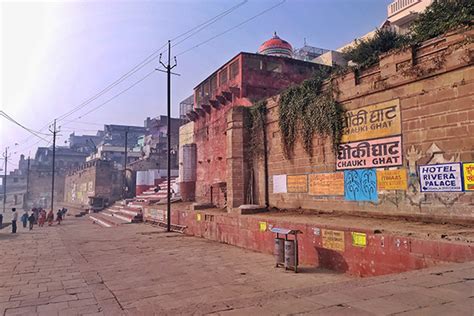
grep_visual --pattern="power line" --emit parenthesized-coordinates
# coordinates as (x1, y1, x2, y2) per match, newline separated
(66, 69, 157, 122)
(176, 0, 286, 56)
(5, 1, 248, 151)
(55, 0, 247, 123)
(0, 111, 51, 142)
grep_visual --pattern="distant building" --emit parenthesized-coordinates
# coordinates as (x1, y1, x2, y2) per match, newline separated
(0, 155, 29, 209)
(294, 44, 329, 62)
(86, 144, 142, 168)
(101, 124, 146, 147)
(387, 0, 434, 34)
(68, 132, 104, 155)
(64, 159, 123, 208)
(179, 95, 194, 121)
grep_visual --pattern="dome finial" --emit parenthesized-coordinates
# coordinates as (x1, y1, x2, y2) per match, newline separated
(258, 32, 293, 58)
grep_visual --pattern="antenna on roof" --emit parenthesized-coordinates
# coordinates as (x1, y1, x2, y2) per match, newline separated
(304, 37, 307, 46)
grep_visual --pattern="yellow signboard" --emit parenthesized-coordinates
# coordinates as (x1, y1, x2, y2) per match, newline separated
(351, 232, 367, 247)
(463, 162, 474, 191)
(376, 168, 408, 191)
(322, 229, 345, 252)
(309, 172, 344, 195)
(287, 175, 308, 193)
(259, 222, 267, 232)
(342, 99, 401, 142)
(196, 213, 202, 221)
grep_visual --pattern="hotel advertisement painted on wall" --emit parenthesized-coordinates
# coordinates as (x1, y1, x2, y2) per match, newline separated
(419, 163, 463, 192)
(336, 135, 403, 170)
(342, 99, 401, 143)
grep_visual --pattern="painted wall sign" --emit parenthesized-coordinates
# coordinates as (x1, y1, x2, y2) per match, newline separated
(463, 162, 474, 191)
(419, 163, 462, 192)
(259, 222, 267, 232)
(336, 135, 403, 170)
(344, 169, 378, 202)
(342, 99, 401, 142)
(309, 172, 344, 195)
(322, 229, 345, 252)
(287, 175, 308, 193)
(376, 168, 408, 191)
(272, 174, 287, 193)
(351, 232, 367, 247)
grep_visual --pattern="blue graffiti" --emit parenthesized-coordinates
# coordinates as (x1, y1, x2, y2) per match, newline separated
(344, 169, 378, 202)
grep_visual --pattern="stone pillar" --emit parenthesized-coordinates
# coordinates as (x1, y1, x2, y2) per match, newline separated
(226, 107, 246, 212)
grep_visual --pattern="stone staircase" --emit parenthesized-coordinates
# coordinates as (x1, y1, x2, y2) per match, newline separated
(88, 177, 179, 228)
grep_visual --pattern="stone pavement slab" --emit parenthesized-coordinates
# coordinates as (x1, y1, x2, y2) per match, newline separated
(0, 216, 473, 315)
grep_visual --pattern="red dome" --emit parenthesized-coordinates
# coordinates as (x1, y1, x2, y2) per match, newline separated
(258, 32, 293, 58)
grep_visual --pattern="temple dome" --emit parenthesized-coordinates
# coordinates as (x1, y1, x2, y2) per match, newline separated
(258, 32, 293, 58)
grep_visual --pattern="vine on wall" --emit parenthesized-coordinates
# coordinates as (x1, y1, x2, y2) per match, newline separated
(244, 100, 267, 161)
(279, 71, 344, 159)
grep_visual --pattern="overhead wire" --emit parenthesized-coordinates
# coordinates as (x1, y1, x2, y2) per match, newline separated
(55, 0, 247, 123)
(6, 1, 249, 151)
(0, 111, 51, 142)
(176, 0, 286, 56)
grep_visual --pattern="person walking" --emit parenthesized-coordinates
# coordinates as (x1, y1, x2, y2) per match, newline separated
(38, 209, 46, 227)
(33, 208, 40, 224)
(28, 213, 35, 231)
(47, 210, 54, 226)
(56, 209, 63, 225)
(11, 208, 18, 233)
(21, 210, 28, 229)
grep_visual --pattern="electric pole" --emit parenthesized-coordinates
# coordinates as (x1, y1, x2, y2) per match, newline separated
(49, 120, 58, 212)
(123, 128, 129, 199)
(159, 40, 177, 232)
(2, 147, 9, 213)
(24, 155, 31, 210)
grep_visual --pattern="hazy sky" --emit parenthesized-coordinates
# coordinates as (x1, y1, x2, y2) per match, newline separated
(1, 0, 391, 168)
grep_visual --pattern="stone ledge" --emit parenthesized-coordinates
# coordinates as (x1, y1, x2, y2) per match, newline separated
(238, 204, 268, 215)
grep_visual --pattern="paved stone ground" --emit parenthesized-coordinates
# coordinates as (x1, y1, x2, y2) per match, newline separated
(0, 216, 472, 315)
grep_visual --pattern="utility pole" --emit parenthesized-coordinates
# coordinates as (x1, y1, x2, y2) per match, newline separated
(2, 147, 8, 213)
(122, 128, 129, 199)
(24, 155, 31, 210)
(49, 120, 58, 212)
(159, 40, 177, 232)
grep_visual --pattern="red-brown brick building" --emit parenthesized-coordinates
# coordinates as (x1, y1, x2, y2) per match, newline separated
(186, 34, 330, 207)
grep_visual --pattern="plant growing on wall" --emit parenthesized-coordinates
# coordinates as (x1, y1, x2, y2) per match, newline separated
(409, 0, 473, 44)
(342, 0, 473, 71)
(244, 100, 267, 160)
(279, 70, 344, 159)
(342, 28, 407, 69)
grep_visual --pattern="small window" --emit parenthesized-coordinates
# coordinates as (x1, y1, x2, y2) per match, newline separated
(210, 75, 217, 92)
(229, 60, 239, 79)
(203, 81, 210, 97)
(13, 178, 18, 183)
(248, 58, 263, 70)
(219, 68, 228, 85)
(266, 61, 282, 73)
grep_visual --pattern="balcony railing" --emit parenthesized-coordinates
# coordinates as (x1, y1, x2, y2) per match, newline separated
(388, 0, 420, 17)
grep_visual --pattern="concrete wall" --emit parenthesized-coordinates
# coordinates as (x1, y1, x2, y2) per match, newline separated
(247, 30, 473, 220)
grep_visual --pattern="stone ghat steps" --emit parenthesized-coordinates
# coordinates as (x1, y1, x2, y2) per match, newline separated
(103, 206, 143, 223)
(136, 177, 179, 200)
(88, 212, 126, 228)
